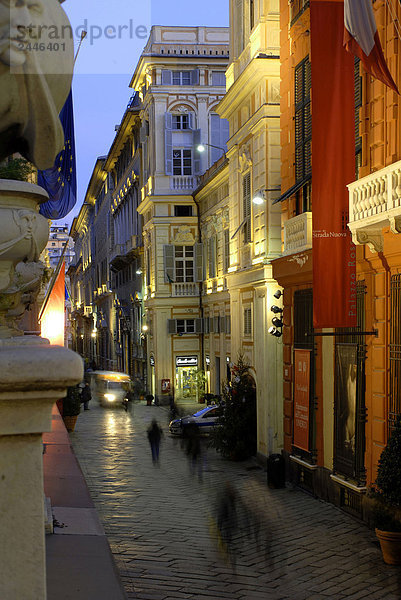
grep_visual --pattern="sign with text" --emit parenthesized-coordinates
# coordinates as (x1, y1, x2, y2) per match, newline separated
(176, 356, 198, 367)
(293, 349, 311, 452)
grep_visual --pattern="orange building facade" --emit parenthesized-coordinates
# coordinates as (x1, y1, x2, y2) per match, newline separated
(272, 0, 401, 518)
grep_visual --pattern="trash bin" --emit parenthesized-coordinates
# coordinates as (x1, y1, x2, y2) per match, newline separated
(267, 453, 285, 488)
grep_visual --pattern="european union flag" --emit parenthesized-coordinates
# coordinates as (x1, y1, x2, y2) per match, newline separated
(38, 90, 77, 220)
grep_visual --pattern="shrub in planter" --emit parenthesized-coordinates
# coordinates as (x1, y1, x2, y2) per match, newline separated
(372, 415, 401, 564)
(63, 386, 82, 416)
(210, 353, 256, 461)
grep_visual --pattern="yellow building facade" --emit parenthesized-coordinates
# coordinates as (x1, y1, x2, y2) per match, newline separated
(216, 0, 283, 457)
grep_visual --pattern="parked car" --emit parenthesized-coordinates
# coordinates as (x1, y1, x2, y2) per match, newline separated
(169, 404, 223, 436)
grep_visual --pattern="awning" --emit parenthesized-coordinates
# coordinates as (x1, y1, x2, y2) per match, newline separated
(272, 176, 311, 204)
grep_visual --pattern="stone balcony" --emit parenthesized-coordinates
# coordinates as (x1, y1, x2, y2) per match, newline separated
(347, 160, 401, 252)
(170, 175, 199, 192)
(172, 282, 199, 297)
(283, 212, 312, 255)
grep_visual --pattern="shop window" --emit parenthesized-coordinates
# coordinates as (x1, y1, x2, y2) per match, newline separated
(334, 282, 367, 485)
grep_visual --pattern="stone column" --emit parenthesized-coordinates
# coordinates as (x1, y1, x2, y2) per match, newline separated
(0, 340, 82, 599)
(0, 181, 82, 599)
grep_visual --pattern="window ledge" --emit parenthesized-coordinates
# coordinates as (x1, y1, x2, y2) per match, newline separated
(330, 474, 366, 494)
(290, 455, 317, 469)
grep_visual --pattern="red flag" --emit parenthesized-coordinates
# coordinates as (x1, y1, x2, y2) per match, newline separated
(344, 0, 399, 93)
(40, 262, 65, 346)
(311, 0, 357, 328)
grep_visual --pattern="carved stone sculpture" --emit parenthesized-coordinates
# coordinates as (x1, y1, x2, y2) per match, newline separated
(0, 0, 74, 169)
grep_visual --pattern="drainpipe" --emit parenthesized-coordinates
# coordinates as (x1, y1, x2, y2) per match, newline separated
(192, 195, 205, 374)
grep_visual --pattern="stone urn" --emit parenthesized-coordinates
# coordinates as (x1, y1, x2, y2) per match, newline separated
(0, 179, 49, 338)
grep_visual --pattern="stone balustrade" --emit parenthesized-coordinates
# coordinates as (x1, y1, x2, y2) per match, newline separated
(170, 175, 199, 191)
(348, 160, 401, 252)
(283, 212, 312, 255)
(172, 282, 199, 297)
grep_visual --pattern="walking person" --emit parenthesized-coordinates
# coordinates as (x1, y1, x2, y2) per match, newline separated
(81, 382, 92, 411)
(147, 419, 163, 465)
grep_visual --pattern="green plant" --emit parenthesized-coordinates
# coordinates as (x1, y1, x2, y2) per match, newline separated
(371, 415, 401, 531)
(0, 157, 35, 181)
(210, 353, 257, 461)
(63, 386, 82, 417)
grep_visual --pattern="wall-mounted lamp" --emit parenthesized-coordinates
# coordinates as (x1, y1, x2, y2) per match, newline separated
(91, 330, 97, 338)
(196, 142, 226, 154)
(273, 290, 282, 300)
(270, 305, 283, 314)
(142, 324, 149, 332)
(253, 187, 281, 205)
(272, 317, 283, 328)
(136, 269, 142, 275)
(268, 326, 282, 338)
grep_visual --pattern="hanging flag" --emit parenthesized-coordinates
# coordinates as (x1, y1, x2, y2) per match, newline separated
(40, 262, 65, 346)
(38, 90, 77, 219)
(311, 0, 357, 328)
(344, 0, 399, 93)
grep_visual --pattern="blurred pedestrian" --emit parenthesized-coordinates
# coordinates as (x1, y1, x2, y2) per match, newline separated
(216, 481, 238, 567)
(147, 419, 163, 464)
(81, 382, 92, 411)
(184, 426, 203, 481)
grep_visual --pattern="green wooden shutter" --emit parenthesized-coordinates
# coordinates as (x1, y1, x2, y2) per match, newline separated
(165, 113, 173, 175)
(163, 245, 175, 283)
(194, 242, 203, 282)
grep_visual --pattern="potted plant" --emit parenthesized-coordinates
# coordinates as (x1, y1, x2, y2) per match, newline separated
(371, 415, 401, 564)
(62, 386, 81, 432)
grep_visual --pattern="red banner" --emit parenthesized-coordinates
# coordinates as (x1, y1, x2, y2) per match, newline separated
(293, 349, 311, 452)
(311, 0, 357, 328)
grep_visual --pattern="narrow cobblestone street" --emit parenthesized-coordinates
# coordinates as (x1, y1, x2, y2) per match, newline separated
(71, 401, 401, 600)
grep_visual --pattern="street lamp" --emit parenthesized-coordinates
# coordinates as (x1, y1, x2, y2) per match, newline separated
(196, 142, 226, 154)
(252, 187, 281, 205)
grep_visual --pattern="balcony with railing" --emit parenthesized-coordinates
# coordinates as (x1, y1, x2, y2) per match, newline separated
(172, 282, 199, 297)
(170, 175, 199, 192)
(347, 160, 401, 252)
(283, 212, 312, 255)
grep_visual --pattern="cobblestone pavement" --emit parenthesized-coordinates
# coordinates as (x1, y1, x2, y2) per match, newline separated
(71, 401, 401, 600)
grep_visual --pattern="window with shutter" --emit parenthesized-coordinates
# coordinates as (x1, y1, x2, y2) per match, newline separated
(195, 318, 203, 333)
(191, 69, 200, 85)
(224, 229, 230, 272)
(213, 316, 220, 333)
(243, 173, 251, 243)
(174, 246, 194, 283)
(243, 307, 252, 336)
(172, 71, 191, 85)
(163, 245, 175, 283)
(165, 113, 173, 175)
(172, 114, 189, 130)
(204, 317, 210, 334)
(225, 315, 231, 335)
(354, 57, 362, 176)
(167, 319, 177, 334)
(194, 243, 203, 282)
(162, 70, 172, 85)
(211, 71, 226, 86)
(295, 58, 311, 184)
(193, 129, 201, 174)
(173, 149, 192, 176)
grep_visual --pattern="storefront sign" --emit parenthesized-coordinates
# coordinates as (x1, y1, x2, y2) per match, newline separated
(149, 355, 155, 367)
(161, 379, 171, 393)
(293, 349, 311, 452)
(176, 356, 198, 367)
